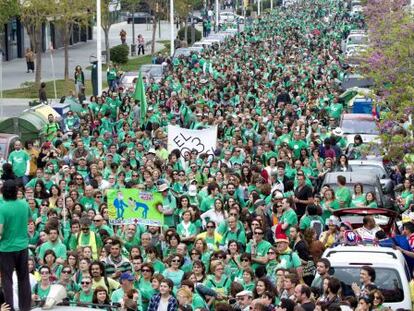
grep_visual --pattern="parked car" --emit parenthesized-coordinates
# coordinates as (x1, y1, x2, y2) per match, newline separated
(139, 64, 165, 83)
(0, 133, 19, 159)
(340, 74, 374, 91)
(322, 172, 392, 209)
(118, 71, 138, 92)
(348, 159, 395, 197)
(333, 208, 399, 235)
(323, 246, 411, 310)
(127, 12, 153, 24)
(219, 12, 244, 24)
(187, 14, 203, 24)
(340, 113, 380, 146)
(172, 47, 203, 61)
(350, 4, 364, 16)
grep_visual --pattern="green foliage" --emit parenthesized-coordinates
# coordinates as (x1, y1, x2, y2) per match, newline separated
(361, 0, 414, 163)
(0, 0, 19, 30)
(178, 26, 201, 44)
(110, 44, 129, 64)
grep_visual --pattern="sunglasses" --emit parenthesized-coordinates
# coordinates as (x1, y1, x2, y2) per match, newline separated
(81, 281, 91, 285)
(81, 227, 89, 231)
(171, 259, 180, 263)
(94, 219, 102, 222)
(241, 259, 250, 262)
(62, 270, 72, 274)
(142, 269, 151, 272)
(206, 226, 215, 229)
(191, 252, 199, 255)
(254, 232, 264, 235)
(267, 251, 275, 255)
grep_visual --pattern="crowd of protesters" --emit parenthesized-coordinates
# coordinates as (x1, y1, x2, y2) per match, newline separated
(1, 0, 414, 311)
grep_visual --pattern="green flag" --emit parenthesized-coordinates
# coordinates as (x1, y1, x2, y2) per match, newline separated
(133, 71, 147, 124)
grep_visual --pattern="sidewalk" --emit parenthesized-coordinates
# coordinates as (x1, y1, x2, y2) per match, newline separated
(2, 21, 178, 90)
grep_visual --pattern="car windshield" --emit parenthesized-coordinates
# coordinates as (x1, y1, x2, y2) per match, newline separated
(326, 183, 381, 203)
(337, 214, 391, 226)
(349, 165, 387, 179)
(150, 66, 163, 76)
(348, 36, 367, 45)
(342, 119, 379, 134)
(331, 267, 404, 303)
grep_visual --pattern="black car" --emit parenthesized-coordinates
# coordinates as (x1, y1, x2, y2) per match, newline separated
(187, 14, 203, 24)
(127, 12, 154, 24)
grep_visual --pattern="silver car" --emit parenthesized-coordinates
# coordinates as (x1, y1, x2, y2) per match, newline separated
(139, 64, 165, 83)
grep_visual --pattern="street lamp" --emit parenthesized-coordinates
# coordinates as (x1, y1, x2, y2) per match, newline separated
(170, 0, 174, 56)
(96, 0, 102, 95)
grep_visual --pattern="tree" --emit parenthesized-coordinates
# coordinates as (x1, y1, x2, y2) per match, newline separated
(54, 0, 92, 80)
(361, 0, 414, 162)
(0, 0, 19, 32)
(101, 0, 121, 64)
(144, 0, 166, 55)
(175, 0, 195, 44)
(20, 0, 56, 87)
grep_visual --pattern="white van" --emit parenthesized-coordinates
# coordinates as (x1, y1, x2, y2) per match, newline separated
(323, 246, 411, 310)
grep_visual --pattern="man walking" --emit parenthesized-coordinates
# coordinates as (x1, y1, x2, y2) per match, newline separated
(0, 180, 32, 311)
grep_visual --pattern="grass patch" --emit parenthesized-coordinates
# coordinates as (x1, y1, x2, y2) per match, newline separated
(3, 80, 92, 99)
(4, 41, 171, 98)
(86, 41, 170, 71)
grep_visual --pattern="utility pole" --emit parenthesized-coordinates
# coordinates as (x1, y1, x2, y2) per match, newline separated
(170, 0, 174, 56)
(97, 0, 102, 95)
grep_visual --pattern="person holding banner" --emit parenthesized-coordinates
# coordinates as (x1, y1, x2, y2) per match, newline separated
(157, 183, 177, 228)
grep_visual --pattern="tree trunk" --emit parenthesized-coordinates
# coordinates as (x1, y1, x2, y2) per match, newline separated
(34, 26, 42, 87)
(151, 16, 157, 55)
(131, 4, 136, 55)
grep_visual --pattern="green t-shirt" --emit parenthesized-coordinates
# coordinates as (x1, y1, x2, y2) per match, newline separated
(0, 199, 32, 252)
(335, 186, 352, 208)
(38, 241, 68, 261)
(246, 239, 272, 271)
(279, 209, 298, 234)
(8, 149, 30, 177)
(299, 215, 324, 231)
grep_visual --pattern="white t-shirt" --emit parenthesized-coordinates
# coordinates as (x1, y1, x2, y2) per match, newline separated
(157, 297, 169, 311)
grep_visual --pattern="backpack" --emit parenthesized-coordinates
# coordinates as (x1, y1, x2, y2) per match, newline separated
(310, 216, 323, 239)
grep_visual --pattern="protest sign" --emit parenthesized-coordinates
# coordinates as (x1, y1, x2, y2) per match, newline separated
(107, 189, 164, 226)
(167, 125, 217, 158)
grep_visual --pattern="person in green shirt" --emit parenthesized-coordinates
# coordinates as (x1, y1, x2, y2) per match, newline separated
(245, 227, 272, 272)
(0, 180, 32, 310)
(364, 192, 378, 208)
(32, 266, 52, 302)
(75, 275, 94, 303)
(299, 204, 324, 231)
(111, 272, 143, 311)
(204, 261, 231, 297)
(181, 279, 208, 311)
(8, 140, 30, 184)
(37, 227, 67, 265)
(279, 197, 298, 235)
(335, 175, 352, 208)
(350, 183, 365, 208)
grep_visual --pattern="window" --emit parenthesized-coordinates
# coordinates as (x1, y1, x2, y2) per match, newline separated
(331, 266, 404, 303)
(342, 120, 379, 135)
